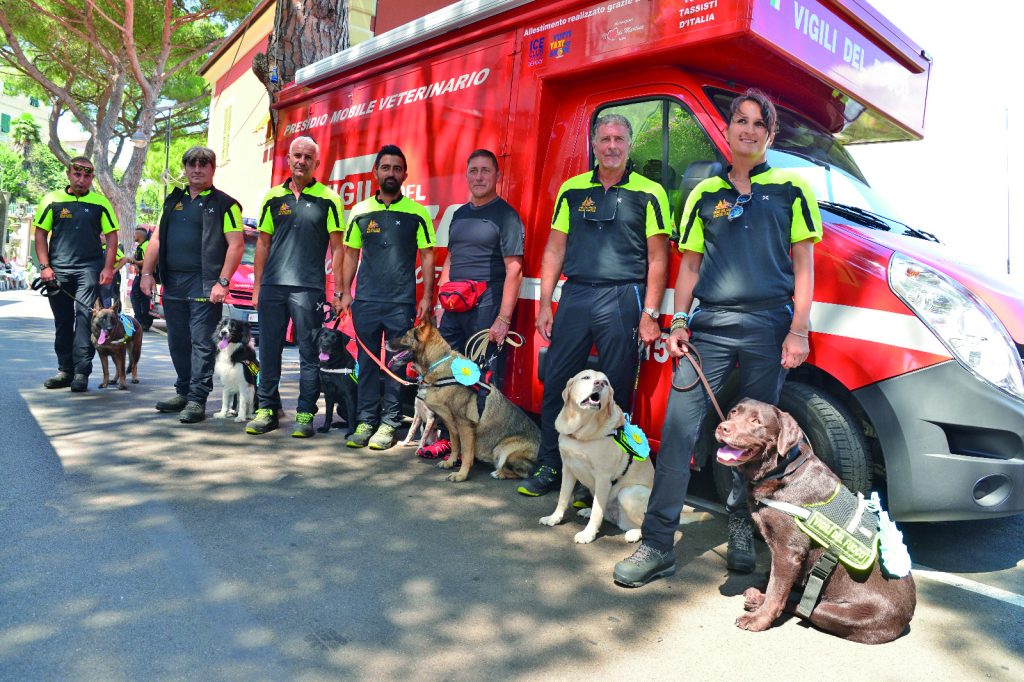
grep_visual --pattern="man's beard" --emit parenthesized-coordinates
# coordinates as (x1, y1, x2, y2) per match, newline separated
(380, 177, 401, 193)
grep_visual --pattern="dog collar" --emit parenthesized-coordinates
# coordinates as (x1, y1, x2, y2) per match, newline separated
(427, 354, 454, 373)
(752, 443, 808, 484)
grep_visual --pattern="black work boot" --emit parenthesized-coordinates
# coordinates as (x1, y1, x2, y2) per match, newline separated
(43, 371, 73, 389)
(727, 513, 757, 573)
(613, 544, 677, 587)
(179, 401, 206, 423)
(69, 374, 89, 392)
(156, 394, 188, 413)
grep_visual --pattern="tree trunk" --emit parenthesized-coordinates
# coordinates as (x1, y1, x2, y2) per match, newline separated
(255, 0, 350, 134)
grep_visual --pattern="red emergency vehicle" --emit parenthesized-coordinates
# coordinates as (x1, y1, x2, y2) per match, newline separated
(272, 0, 1024, 521)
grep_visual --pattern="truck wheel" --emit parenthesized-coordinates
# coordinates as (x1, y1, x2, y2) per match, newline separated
(711, 381, 872, 504)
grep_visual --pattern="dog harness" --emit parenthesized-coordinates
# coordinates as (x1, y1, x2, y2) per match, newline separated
(420, 354, 490, 415)
(606, 416, 650, 484)
(757, 479, 912, 618)
(98, 313, 137, 344)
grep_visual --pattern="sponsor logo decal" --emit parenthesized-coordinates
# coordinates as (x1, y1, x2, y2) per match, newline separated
(578, 196, 597, 214)
(549, 31, 571, 58)
(528, 37, 545, 66)
(278, 203, 292, 215)
(174, 202, 184, 211)
(712, 199, 731, 219)
(59, 208, 73, 218)
(365, 219, 381, 234)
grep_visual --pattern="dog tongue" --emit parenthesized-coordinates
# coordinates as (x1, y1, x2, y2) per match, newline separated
(319, 352, 330, 362)
(716, 445, 748, 463)
(218, 338, 229, 350)
(97, 330, 107, 345)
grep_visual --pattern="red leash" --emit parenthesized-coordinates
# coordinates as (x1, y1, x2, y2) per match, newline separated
(345, 313, 416, 387)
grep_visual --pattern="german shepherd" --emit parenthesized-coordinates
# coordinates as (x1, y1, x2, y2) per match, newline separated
(90, 298, 142, 390)
(388, 320, 539, 482)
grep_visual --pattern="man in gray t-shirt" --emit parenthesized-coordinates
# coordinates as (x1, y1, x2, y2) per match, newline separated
(420, 149, 525, 459)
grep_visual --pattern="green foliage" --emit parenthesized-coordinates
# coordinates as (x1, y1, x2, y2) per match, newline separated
(0, 144, 31, 202)
(0, 141, 69, 204)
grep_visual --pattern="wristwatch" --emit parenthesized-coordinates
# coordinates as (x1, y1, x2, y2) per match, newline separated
(642, 307, 659, 321)
(217, 277, 230, 287)
(333, 291, 343, 300)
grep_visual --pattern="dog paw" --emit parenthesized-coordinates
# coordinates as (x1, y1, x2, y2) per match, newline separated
(213, 412, 228, 419)
(576, 508, 592, 519)
(446, 471, 468, 482)
(438, 459, 455, 470)
(539, 514, 563, 527)
(735, 612, 773, 632)
(573, 529, 598, 544)
(624, 529, 642, 543)
(117, 384, 128, 391)
(317, 426, 330, 433)
(742, 588, 766, 612)
(233, 415, 247, 423)
(490, 470, 500, 479)
(99, 382, 109, 389)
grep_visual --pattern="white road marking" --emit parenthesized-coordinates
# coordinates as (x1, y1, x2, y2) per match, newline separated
(685, 495, 1024, 609)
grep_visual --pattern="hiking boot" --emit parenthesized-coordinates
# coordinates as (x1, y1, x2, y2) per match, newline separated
(346, 422, 375, 448)
(156, 394, 188, 413)
(291, 412, 315, 438)
(368, 423, 397, 450)
(613, 544, 677, 587)
(69, 374, 88, 392)
(416, 438, 451, 459)
(179, 401, 206, 424)
(727, 513, 757, 574)
(517, 465, 560, 497)
(43, 371, 73, 389)
(246, 408, 279, 435)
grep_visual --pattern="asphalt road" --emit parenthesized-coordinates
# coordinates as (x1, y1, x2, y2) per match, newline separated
(1, 288, 1022, 681)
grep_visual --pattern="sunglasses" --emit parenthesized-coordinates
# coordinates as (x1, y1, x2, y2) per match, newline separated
(727, 193, 752, 221)
(69, 164, 95, 176)
(185, 158, 212, 168)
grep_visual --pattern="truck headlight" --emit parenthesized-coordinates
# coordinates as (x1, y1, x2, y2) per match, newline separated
(889, 253, 1024, 400)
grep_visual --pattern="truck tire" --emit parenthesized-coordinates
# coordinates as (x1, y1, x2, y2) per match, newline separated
(711, 381, 872, 504)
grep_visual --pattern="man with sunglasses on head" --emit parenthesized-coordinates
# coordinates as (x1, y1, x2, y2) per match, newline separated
(33, 157, 119, 392)
(247, 136, 344, 438)
(140, 146, 244, 424)
(520, 114, 671, 497)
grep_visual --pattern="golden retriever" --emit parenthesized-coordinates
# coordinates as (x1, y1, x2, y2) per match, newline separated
(539, 370, 654, 544)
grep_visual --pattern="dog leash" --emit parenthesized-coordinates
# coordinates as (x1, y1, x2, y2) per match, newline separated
(326, 307, 415, 387)
(671, 339, 726, 422)
(465, 328, 524, 369)
(31, 277, 94, 311)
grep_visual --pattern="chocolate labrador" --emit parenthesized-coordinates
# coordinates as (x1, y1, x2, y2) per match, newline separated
(715, 398, 916, 644)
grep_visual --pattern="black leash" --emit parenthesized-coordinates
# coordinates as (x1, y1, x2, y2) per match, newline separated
(31, 277, 94, 311)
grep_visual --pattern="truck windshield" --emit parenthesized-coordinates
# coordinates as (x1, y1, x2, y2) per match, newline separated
(241, 231, 257, 266)
(705, 87, 922, 238)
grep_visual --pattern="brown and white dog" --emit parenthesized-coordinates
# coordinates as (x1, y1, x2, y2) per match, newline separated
(539, 370, 653, 544)
(716, 398, 916, 644)
(90, 298, 142, 390)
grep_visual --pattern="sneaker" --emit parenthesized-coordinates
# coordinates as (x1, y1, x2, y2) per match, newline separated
(179, 401, 206, 423)
(517, 465, 560, 497)
(292, 412, 315, 438)
(246, 408, 279, 435)
(156, 394, 188, 413)
(368, 423, 397, 450)
(43, 371, 73, 389)
(346, 422, 375, 448)
(416, 438, 451, 459)
(572, 481, 593, 509)
(69, 374, 88, 392)
(613, 544, 677, 588)
(726, 513, 757, 573)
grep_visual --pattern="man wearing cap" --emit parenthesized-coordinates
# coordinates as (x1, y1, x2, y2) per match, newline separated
(141, 146, 245, 423)
(246, 135, 345, 438)
(519, 114, 670, 497)
(33, 156, 119, 392)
